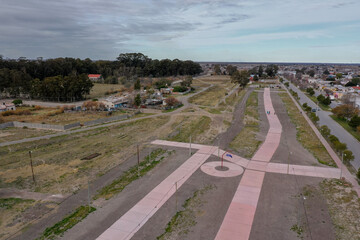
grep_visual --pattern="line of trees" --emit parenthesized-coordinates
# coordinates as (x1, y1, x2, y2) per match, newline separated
(0, 53, 202, 101)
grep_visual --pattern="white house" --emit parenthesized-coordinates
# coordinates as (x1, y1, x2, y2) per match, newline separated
(0, 102, 16, 112)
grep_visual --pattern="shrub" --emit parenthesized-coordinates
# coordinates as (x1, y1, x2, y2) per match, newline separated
(320, 125, 331, 138)
(329, 135, 339, 144)
(165, 97, 180, 107)
(34, 105, 43, 111)
(349, 115, 360, 128)
(334, 141, 347, 153)
(173, 86, 188, 92)
(343, 150, 354, 163)
(12, 99, 23, 106)
(1, 109, 31, 116)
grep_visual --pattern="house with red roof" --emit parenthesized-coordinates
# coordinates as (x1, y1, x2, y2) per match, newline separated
(88, 74, 103, 82)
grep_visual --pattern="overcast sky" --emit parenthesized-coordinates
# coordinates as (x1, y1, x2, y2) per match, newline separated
(1, 0, 360, 62)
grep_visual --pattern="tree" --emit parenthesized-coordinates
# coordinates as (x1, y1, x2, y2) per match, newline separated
(310, 112, 319, 123)
(214, 64, 221, 75)
(343, 150, 354, 163)
(134, 78, 141, 90)
(332, 104, 359, 119)
(226, 65, 237, 76)
(181, 76, 193, 87)
(258, 65, 264, 77)
(134, 93, 141, 107)
(284, 82, 289, 87)
(349, 115, 360, 128)
(231, 70, 249, 88)
(265, 64, 278, 77)
(317, 94, 325, 103)
(329, 135, 339, 145)
(357, 168, 360, 181)
(12, 99, 22, 106)
(323, 69, 330, 75)
(302, 103, 308, 109)
(334, 141, 347, 153)
(307, 69, 315, 77)
(164, 96, 180, 107)
(320, 125, 331, 138)
(322, 96, 331, 106)
(336, 73, 343, 79)
(306, 87, 315, 96)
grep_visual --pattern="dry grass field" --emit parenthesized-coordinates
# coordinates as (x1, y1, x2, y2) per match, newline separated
(189, 76, 236, 107)
(88, 83, 125, 99)
(1, 106, 131, 125)
(230, 91, 261, 157)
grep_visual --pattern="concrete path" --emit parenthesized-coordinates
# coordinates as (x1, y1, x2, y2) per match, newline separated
(96, 145, 217, 240)
(95, 88, 358, 240)
(215, 88, 282, 240)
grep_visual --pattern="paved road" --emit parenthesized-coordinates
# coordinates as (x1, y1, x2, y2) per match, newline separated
(284, 79, 360, 170)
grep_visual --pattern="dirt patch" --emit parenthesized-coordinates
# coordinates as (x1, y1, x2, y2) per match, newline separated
(270, 91, 320, 166)
(320, 179, 360, 240)
(250, 173, 335, 240)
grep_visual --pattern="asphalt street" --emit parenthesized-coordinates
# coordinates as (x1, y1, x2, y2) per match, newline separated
(285, 80, 360, 170)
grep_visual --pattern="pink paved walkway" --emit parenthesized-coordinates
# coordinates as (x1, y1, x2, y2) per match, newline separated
(215, 88, 282, 240)
(252, 88, 282, 162)
(97, 146, 216, 240)
(97, 87, 358, 240)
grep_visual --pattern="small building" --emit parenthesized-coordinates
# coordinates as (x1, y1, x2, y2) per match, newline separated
(88, 74, 103, 82)
(0, 102, 16, 112)
(160, 88, 173, 95)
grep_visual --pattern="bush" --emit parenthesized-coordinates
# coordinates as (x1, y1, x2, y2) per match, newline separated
(320, 125, 331, 138)
(12, 99, 22, 106)
(343, 150, 354, 163)
(334, 141, 347, 153)
(1, 109, 31, 116)
(173, 86, 188, 92)
(349, 115, 360, 128)
(329, 135, 339, 144)
(47, 107, 64, 116)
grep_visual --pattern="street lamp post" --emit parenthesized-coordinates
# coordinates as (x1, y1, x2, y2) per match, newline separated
(28, 151, 35, 184)
(340, 152, 344, 180)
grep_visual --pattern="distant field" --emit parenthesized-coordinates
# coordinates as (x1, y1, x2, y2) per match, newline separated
(189, 77, 235, 107)
(88, 83, 125, 99)
(1, 106, 131, 125)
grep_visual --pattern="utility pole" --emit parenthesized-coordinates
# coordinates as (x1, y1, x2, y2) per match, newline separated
(175, 182, 178, 212)
(28, 151, 35, 184)
(88, 179, 90, 212)
(340, 152, 344, 180)
(218, 138, 220, 158)
(137, 145, 140, 177)
(189, 135, 192, 156)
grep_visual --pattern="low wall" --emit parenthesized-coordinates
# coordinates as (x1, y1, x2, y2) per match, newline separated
(0, 122, 14, 129)
(83, 114, 129, 126)
(0, 121, 80, 131)
(13, 121, 65, 131)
